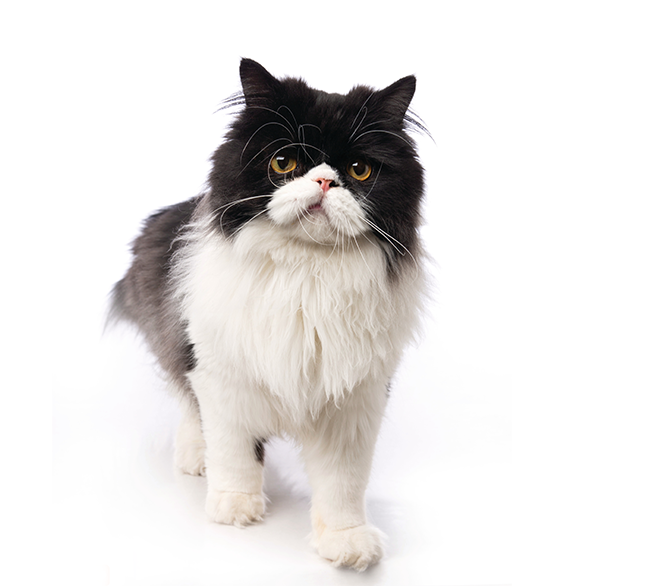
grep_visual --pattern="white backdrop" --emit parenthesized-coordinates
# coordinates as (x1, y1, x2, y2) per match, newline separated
(3, 1, 645, 585)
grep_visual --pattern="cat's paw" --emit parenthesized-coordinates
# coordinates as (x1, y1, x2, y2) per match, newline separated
(315, 524, 385, 571)
(205, 491, 266, 527)
(174, 440, 206, 476)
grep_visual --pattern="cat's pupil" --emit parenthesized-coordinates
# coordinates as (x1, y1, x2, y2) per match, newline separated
(352, 161, 366, 175)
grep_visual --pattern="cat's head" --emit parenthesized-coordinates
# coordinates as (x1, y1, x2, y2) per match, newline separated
(207, 59, 425, 273)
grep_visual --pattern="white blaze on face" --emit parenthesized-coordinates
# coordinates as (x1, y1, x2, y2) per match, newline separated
(267, 164, 368, 244)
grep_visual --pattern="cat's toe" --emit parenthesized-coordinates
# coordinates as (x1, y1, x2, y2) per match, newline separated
(205, 491, 266, 527)
(315, 524, 385, 571)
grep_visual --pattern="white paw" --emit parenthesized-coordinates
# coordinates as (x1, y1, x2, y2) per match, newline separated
(174, 439, 206, 476)
(205, 491, 266, 527)
(315, 524, 385, 571)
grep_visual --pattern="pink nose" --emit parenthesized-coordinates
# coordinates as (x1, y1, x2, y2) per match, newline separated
(314, 178, 335, 193)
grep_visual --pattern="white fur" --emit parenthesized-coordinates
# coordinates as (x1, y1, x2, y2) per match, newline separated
(267, 164, 366, 243)
(172, 167, 424, 569)
(174, 399, 206, 476)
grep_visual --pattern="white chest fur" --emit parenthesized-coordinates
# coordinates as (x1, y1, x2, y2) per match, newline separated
(177, 220, 421, 418)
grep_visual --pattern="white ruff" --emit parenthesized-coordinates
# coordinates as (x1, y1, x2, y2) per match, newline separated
(176, 218, 423, 423)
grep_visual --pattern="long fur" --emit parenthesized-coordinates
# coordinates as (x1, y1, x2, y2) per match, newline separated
(110, 59, 427, 571)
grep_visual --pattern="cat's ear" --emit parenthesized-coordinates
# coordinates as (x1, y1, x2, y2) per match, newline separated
(376, 75, 417, 124)
(239, 58, 280, 105)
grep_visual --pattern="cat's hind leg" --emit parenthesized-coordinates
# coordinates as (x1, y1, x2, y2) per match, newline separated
(174, 397, 206, 476)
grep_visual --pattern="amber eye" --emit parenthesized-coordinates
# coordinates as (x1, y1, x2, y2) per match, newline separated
(270, 154, 298, 174)
(347, 160, 372, 181)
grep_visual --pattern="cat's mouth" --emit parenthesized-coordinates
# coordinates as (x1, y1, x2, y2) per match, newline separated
(305, 199, 328, 218)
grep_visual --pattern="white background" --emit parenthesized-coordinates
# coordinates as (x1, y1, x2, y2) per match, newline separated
(2, 1, 645, 585)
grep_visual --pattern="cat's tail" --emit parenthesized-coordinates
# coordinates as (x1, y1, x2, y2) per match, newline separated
(104, 278, 130, 333)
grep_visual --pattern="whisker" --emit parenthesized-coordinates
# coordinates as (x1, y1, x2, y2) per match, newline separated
(300, 123, 322, 132)
(336, 222, 348, 283)
(297, 215, 329, 246)
(345, 219, 378, 284)
(300, 210, 319, 226)
(322, 225, 341, 264)
(212, 194, 271, 216)
(350, 92, 375, 131)
(238, 137, 291, 176)
(269, 142, 326, 167)
(246, 106, 297, 136)
(357, 162, 383, 203)
(352, 129, 414, 148)
(361, 216, 420, 277)
(361, 217, 405, 255)
(348, 108, 368, 142)
(277, 105, 298, 134)
(227, 208, 269, 240)
(240, 124, 292, 165)
(266, 158, 282, 189)
(215, 194, 271, 234)
(361, 216, 406, 254)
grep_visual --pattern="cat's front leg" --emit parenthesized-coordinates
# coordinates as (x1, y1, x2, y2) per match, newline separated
(188, 368, 266, 527)
(300, 383, 388, 571)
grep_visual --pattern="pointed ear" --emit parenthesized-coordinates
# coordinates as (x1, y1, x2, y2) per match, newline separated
(376, 75, 416, 123)
(239, 58, 280, 105)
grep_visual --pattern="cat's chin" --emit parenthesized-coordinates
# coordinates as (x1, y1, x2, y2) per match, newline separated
(276, 218, 358, 248)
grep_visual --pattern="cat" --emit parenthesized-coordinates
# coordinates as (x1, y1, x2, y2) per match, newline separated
(109, 58, 427, 571)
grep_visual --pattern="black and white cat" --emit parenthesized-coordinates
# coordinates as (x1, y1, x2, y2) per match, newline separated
(110, 58, 427, 571)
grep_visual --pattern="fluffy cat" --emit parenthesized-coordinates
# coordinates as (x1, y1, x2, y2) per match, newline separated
(110, 58, 427, 571)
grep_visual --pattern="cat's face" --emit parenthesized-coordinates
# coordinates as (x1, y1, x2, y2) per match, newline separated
(207, 59, 425, 266)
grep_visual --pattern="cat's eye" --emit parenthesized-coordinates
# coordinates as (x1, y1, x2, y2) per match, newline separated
(270, 154, 298, 174)
(347, 160, 372, 181)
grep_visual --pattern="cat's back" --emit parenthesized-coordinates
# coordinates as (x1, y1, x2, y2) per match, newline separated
(108, 197, 200, 388)
(111, 197, 198, 322)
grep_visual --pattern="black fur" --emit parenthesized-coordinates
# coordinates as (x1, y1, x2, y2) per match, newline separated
(110, 197, 198, 395)
(109, 59, 425, 392)
(208, 59, 425, 277)
(254, 439, 266, 465)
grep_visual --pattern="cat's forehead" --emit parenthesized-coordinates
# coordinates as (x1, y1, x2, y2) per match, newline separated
(278, 84, 376, 138)
(307, 85, 372, 113)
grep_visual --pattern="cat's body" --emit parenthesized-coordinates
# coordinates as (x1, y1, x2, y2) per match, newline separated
(110, 59, 426, 571)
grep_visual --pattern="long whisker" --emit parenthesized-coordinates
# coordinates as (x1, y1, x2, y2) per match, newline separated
(346, 221, 378, 284)
(226, 208, 269, 240)
(361, 216, 405, 255)
(297, 214, 329, 246)
(352, 129, 414, 148)
(277, 105, 298, 134)
(264, 141, 327, 169)
(299, 123, 322, 133)
(350, 92, 375, 131)
(266, 158, 282, 189)
(215, 195, 271, 233)
(348, 108, 368, 142)
(212, 194, 271, 216)
(357, 162, 383, 203)
(240, 123, 292, 164)
(322, 223, 342, 264)
(361, 216, 420, 277)
(238, 137, 291, 176)
(279, 141, 326, 166)
(336, 221, 347, 283)
(246, 106, 297, 136)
